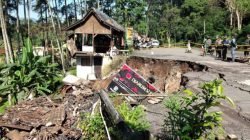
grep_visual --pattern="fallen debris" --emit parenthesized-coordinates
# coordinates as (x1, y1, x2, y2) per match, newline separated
(227, 134, 238, 140)
(0, 80, 98, 139)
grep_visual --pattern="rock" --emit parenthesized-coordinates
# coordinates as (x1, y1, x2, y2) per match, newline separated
(227, 134, 238, 140)
(148, 98, 161, 104)
(63, 75, 82, 86)
(30, 128, 37, 136)
(45, 122, 53, 127)
(72, 90, 81, 96)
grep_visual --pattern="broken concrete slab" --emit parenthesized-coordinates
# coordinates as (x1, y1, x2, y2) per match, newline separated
(63, 75, 82, 86)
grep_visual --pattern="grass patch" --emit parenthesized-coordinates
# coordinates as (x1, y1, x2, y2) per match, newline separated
(78, 113, 106, 140)
(67, 66, 76, 75)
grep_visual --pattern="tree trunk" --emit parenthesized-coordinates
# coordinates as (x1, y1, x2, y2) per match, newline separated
(84, 0, 87, 15)
(54, 0, 61, 31)
(16, 0, 21, 53)
(235, 9, 242, 31)
(65, 0, 69, 26)
(23, 0, 27, 26)
(46, 0, 66, 74)
(45, 5, 48, 50)
(97, 0, 100, 9)
(0, 0, 14, 63)
(73, 0, 77, 21)
(166, 32, 171, 48)
(230, 12, 233, 27)
(27, 0, 30, 37)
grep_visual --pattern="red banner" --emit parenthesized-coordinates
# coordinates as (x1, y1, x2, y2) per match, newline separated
(108, 64, 159, 94)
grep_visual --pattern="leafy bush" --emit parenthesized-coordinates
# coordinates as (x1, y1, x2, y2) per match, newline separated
(163, 79, 234, 140)
(78, 113, 106, 140)
(0, 38, 62, 105)
(117, 102, 150, 131)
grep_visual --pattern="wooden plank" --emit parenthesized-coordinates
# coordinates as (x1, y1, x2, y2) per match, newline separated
(0, 123, 32, 131)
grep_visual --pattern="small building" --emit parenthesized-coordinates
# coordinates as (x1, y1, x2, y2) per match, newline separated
(65, 8, 125, 80)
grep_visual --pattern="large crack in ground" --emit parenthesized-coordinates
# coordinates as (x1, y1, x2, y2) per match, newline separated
(126, 56, 250, 139)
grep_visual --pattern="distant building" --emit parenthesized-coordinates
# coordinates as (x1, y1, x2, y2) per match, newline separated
(65, 8, 125, 80)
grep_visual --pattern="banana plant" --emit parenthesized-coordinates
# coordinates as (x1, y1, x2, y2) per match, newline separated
(0, 38, 62, 105)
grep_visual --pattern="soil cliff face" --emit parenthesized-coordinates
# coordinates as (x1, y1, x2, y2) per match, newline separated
(126, 56, 206, 93)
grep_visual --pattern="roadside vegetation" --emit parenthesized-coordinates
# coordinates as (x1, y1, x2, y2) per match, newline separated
(163, 80, 234, 140)
(78, 100, 149, 140)
(0, 38, 62, 106)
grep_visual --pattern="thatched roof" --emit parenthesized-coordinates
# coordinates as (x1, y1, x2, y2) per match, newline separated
(64, 8, 125, 32)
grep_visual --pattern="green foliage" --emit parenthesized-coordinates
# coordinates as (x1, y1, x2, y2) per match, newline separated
(117, 102, 150, 131)
(0, 101, 11, 115)
(164, 79, 234, 139)
(0, 38, 62, 105)
(78, 113, 106, 140)
(114, 0, 147, 34)
(67, 66, 76, 75)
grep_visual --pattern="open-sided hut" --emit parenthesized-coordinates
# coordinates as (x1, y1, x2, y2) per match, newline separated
(65, 8, 125, 80)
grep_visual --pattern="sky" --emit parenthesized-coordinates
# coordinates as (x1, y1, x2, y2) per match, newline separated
(16, 0, 75, 21)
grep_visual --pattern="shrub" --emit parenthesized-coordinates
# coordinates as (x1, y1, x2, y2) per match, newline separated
(117, 102, 150, 131)
(163, 79, 234, 140)
(78, 113, 106, 140)
(0, 38, 62, 105)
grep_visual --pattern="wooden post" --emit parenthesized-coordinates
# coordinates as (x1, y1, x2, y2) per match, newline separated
(98, 90, 123, 124)
(98, 90, 150, 140)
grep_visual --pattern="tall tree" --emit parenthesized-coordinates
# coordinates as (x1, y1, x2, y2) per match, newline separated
(23, 0, 27, 31)
(73, 0, 77, 20)
(114, 0, 147, 32)
(0, 0, 14, 63)
(64, 0, 69, 26)
(226, 0, 250, 31)
(46, 0, 66, 74)
(27, 0, 31, 37)
(16, 0, 21, 52)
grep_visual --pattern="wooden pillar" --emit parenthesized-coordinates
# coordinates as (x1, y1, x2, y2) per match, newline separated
(82, 33, 85, 46)
(92, 34, 95, 53)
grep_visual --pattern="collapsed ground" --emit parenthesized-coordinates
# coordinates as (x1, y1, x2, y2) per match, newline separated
(1, 48, 250, 139)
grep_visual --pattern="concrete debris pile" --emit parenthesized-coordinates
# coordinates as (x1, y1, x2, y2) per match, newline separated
(0, 75, 98, 140)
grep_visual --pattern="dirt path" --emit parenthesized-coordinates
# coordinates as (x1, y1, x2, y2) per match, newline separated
(132, 48, 250, 139)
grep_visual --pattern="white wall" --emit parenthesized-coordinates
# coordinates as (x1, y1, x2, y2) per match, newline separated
(76, 56, 96, 80)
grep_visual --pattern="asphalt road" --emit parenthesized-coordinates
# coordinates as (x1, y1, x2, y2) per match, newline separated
(132, 47, 250, 139)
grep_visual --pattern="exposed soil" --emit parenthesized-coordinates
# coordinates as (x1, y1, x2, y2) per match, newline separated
(126, 56, 206, 93)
